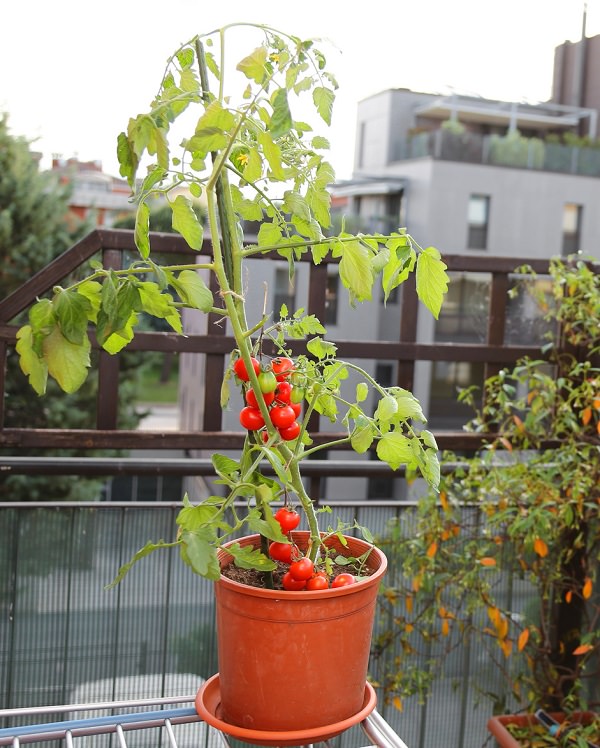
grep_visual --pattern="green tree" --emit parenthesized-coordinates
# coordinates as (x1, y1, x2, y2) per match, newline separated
(0, 115, 140, 502)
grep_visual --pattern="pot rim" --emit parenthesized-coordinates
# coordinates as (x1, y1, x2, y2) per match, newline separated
(216, 531, 387, 599)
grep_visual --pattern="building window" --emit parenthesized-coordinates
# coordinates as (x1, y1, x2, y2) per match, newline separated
(467, 194, 490, 250)
(562, 203, 582, 255)
(325, 273, 339, 326)
(274, 268, 295, 315)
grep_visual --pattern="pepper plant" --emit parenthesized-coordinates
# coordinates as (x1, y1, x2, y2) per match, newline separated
(15, 24, 448, 585)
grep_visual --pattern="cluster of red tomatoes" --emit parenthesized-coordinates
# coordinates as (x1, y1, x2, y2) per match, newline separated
(269, 507, 357, 591)
(234, 355, 303, 441)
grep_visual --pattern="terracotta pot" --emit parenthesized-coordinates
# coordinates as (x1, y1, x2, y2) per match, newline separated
(198, 531, 387, 735)
(487, 712, 598, 747)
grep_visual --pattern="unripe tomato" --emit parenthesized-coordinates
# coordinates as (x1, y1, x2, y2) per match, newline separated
(272, 356, 295, 381)
(282, 571, 307, 591)
(274, 507, 301, 533)
(274, 381, 292, 404)
(258, 369, 278, 394)
(278, 420, 301, 441)
(289, 557, 314, 581)
(239, 406, 265, 431)
(290, 386, 304, 404)
(233, 355, 260, 382)
(270, 404, 296, 429)
(331, 573, 356, 588)
(269, 541, 294, 564)
(245, 388, 275, 408)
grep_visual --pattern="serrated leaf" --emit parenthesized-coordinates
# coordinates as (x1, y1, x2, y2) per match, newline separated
(236, 45, 268, 84)
(181, 529, 221, 580)
(102, 311, 138, 354)
(375, 395, 399, 422)
(351, 417, 375, 453)
(135, 201, 150, 259)
(313, 86, 335, 125)
(416, 247, 449, 319)
(171, 270, 213, 312)
(77, 281, 102, 321)
(258, 131, 286, 180)
(43, 326, 91, 393)
(393, 389, 426, 422)
(211, 453, 240, 482)
(269, 88, 292, 138)
(306, 336, 337, 359)
(16, 325, 48, 395)
(376, 431, 414, 471)
(306, 184, 331, 229)
(170, 194, 204, 250)
(257, 221, 283, 248)
(226, 543, 277, 571)
(339, 239, 374, 304)
(53, 288, 91, 345)
(105, 539, 178, 589)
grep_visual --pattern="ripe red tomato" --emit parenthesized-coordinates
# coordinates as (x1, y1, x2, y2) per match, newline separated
(278, 421, 301, 441)
(245, 388, 275, 408)
(306, 574, 329, 590)
(274, 381, 292, 404)
(274, 507, 301, 533)
(331, 573, 356, 588)
(258, 369, 278, 393)
(269, 404, 296, 429)
(290, 401, 302, 417)
(233, 355, 260, 382)
(271, 356, 295, 381)
(239, 406, 265, 431)
(269, 541, 294, 564)
(289, 557, 314, 581)
(282, 571, 306, 591)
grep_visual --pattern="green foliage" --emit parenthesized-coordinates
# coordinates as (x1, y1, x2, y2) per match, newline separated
(13, 24, 450, 576)
(375, 257, 600, 714)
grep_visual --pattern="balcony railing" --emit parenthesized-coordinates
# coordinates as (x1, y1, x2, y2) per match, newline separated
(402, 129, 600, 177)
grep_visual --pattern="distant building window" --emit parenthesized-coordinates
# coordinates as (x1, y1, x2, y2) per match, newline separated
(467, 194, 490, 250)
(562, 203, 582, 255)
(274, 268, 295, 315)
(325, 273, 339, 326)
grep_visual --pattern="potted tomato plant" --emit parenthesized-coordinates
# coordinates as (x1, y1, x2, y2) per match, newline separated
(15, 23, 448, 743)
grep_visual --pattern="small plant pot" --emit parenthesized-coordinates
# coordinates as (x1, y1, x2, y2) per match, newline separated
(487, 712, 599, 747)
(196, 531, 387, 736)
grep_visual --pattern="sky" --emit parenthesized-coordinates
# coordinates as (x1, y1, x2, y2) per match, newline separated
(1, 0, 597, 181)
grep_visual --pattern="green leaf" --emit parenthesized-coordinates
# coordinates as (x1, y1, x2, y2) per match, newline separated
(269, 88, 293, 138)
(116, 131, 138, 185)
(102, 312, 138, 354)
(135, 201, 150, 259)
(236, 45, 268, 84)
(416, 247, 449, 319)
(338, 239, 374, 304)
(257, 221, 283, 248)
(77, 281, 102, 321)
(375, 395, 399, 422)
(212, 453, 240, 482)
(105, 539, 179, 589)
(226, 543, 277, 571)
(356, 382, 369, 402)
(351, 417, 375, 453)
(138, 282, 182, 333)
(421, 448, 441, 490)
(306, 184, 331, 229)
(53, 288, 91, 344)
(376, 431, 414, 471)
(43, 326, 91, 393)
(171, 270, 213, 312)
(181, 529, 221, 580)
(313, 86, 335, 125)
(16, 325, 48, 395)
(392, 388, 426, 422)
(243, 148, 263, 183)
(171, 194, 204, 249)
(258, 131, 286, 180)
(306, 336, 337, 359)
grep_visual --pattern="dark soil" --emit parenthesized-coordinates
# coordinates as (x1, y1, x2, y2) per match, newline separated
(221, 558, 374, 590)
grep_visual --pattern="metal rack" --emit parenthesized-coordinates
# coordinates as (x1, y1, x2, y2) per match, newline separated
(0, 695, 409, 748)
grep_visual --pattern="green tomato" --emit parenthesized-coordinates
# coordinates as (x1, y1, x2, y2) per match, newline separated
(290, 386, 305, 404)
(258, 369, 278, 394)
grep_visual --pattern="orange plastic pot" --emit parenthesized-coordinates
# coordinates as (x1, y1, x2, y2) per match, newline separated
(487, 712, 598, 747)
(199, 531, 387, 734)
